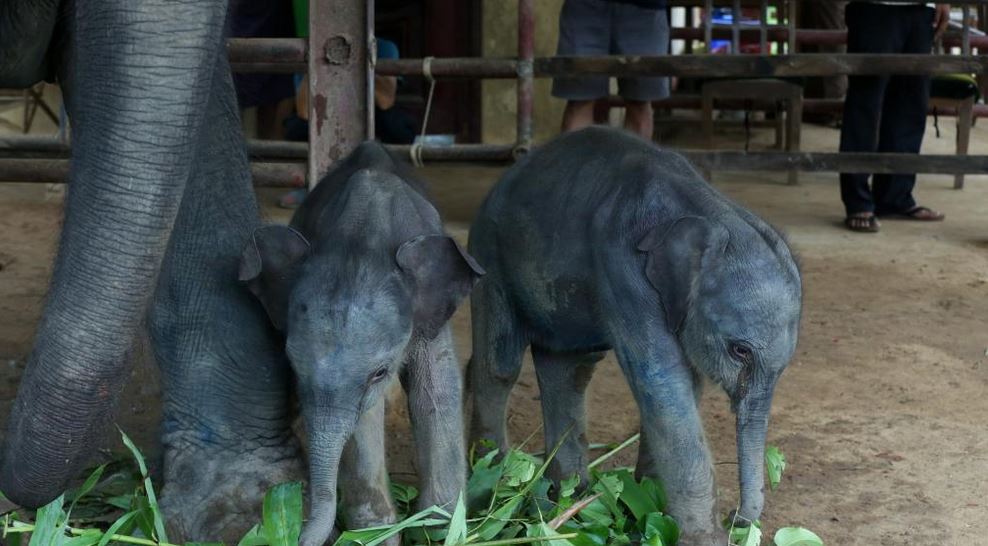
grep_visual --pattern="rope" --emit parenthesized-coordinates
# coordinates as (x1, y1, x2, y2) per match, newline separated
(410, 56, 437, 167)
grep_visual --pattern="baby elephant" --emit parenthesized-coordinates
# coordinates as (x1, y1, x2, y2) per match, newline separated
(240, 142, 483, 546)
(467, 127, 801, 545)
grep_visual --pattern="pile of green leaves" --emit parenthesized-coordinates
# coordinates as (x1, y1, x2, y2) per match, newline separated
(1, 431, 823, 546)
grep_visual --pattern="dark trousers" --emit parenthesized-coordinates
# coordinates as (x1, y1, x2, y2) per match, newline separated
(839, 2, 934, 215)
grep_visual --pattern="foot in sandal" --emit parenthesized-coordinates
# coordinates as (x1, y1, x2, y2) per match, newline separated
(845, 212, 880, 233)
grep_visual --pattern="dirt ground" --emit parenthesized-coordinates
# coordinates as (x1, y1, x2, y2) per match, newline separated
(2, 103, 987, 544)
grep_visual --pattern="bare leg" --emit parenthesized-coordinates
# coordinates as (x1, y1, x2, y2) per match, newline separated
(402, 325, 466, 512)
(339, 399, 397, 543)
(561, 100, 596, 133)
(532, 348, 603, 486)
(467, 281, 526, 454)
(624, 100, 654, 140)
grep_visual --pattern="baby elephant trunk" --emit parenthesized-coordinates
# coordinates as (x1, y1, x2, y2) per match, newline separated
(300, 406, 359, 546)
(735, 392, 772, 525)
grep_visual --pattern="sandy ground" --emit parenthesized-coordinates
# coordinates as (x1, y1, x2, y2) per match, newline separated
(2, 99, 988, 545)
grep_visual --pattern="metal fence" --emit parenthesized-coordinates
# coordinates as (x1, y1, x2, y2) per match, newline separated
(2, 0, 987, 188)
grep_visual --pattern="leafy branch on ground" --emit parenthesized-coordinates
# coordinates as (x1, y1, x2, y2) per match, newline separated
(1, 431, 822, 546)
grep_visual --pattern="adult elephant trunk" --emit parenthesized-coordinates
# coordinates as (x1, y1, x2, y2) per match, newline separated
(734, 386, 774, 524)
(0, 0, 230, 507)
(300, 406, 360, 546)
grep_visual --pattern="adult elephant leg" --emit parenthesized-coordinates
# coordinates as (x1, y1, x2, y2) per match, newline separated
(150, 55, 302, 543)
(0, 0, 230, 507)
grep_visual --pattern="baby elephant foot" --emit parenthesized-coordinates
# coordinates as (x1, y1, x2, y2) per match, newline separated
(160, 443, 304, 544)
(676, 528, 729, 546)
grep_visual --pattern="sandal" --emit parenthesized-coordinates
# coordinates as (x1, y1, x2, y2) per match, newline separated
(883, 206, 945, 222)
(845, 212, 880, 233)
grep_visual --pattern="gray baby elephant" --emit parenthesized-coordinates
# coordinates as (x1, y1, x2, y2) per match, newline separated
(240, 142, 484, 546)
(467, 127, 801, 545)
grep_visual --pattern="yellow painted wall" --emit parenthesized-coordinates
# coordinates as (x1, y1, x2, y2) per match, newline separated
(481, 0, 565, 145)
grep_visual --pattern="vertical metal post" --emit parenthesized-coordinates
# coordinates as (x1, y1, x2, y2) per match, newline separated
(759, 0, 768, 53)
(704, 0, 713, 53)
(308, 0, 369, 189)
(367, 0, 377, 140)
(731, 0, 741, 53)
(516, 0, 535, 156)
(786, 0, 797, 54)
(962, 5, 972, 56)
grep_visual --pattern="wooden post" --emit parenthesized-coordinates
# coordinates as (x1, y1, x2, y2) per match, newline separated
(955, 95, 974, 189)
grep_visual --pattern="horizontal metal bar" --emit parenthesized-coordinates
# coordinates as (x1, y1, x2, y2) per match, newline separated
(3, 151, 987, 186)
(679, 151, 988, 175)
(376, 58, 519, 79)
(0, 137, 310, 159)
(0, 159, 306, 187)
(536, 54, 988, 78)
(671, 27, 988, 49)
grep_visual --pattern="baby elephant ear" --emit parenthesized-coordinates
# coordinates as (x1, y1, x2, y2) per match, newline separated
(637, 216, 728, 333)
(396, 235, 486, 339)
(239, 225, 311, 330)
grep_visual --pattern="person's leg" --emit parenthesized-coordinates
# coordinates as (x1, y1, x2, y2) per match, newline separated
(552, 0, 611, 132)
(839, 3, 899, 227)
(562, 100, 597, 132)
(613, 4, 669, 141)
(255, 97, 293, 140)
(623, 101, 654, 139)
(874, 6, 942, 219)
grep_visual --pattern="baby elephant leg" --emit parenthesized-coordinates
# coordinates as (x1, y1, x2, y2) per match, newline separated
(339, 399, 398, 544)
(532, 347, 603, 487)
(467, 282, 526, 454)
(401, 325, 466, 512)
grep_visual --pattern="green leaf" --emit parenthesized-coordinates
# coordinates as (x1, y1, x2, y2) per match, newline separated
(119, 429, 169, 544)
(362, 506, 450, 546)
(67, 465, 107, 517)
(443, 492, 468, 546)
(773, 527, 824, 546)
(765, 446, 787, 491)
(389, 482, 419, 506)
(28, 495, 68, 546)
(639, 477, 667, 513)
(261, 482, 303, 546)
(642, 513, 679, 546)
(525, 522, 572, 546)
(558, 475, 580, 501)
(97, 510, 140, 546)
(237, 524, 269, 546)
(589, 473, 624, 520)
(613, 470, 657, 520)
(502, 451, 539, 488)
(573, 500, 612, 527)
(467, 452, 503, 511)
(557, 522, 608, 546)
(473, 495, 525, 541)
(185, 543, 225, 546)
(63, 530, 101, 546)
(730, 521, 762, 546)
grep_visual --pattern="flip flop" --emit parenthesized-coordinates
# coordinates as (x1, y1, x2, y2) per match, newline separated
(844, 213, 880, 233)
(884, 206, 945, 222)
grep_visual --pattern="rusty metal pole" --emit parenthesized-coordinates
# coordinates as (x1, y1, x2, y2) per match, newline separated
(516, 0, 535, 156)
(308, 0, 369, 189)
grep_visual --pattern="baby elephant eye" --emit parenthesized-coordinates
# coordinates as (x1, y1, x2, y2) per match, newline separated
(369, 367, 389, 383)
(728, 342, 754, 363)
